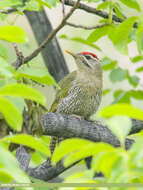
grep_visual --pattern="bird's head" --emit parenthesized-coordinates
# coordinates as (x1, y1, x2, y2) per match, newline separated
(65, 50, 101, 72)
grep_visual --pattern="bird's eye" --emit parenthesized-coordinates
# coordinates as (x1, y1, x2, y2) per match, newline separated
(85, 55, 92, 60)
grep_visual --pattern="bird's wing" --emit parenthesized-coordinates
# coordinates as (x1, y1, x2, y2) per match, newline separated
(50, 71, 77, 112)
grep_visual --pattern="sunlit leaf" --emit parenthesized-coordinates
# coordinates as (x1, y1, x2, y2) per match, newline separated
(0, 43, 8, 59)
(102, 89, 111, 96)
(108, 17, 138, 54)
(59, 35, 101, 51)
(101, 57, 117, 70)
(0, 146, 30, 183)
(0, 83, 46, 106)
(128, 75, 139, 87)
(106, 116, 132, 146)
(16, 67, 58, 87)
(113, 91, 130, 104)
(120, 0, 141, 12)
(99, 103, 143, 120)
(136, 67, 143, 72)
(96, 1, 109, 10)
(136, 15, 143, 54)
(0, 97, 22, 131)
(130, 55, 143, 63)
(0, 26, 28, 43)
(0, 0, 22, 8)
(2, 134, 50, 156)
(87, 25, 114, 43)
(52, 138, 92, 164)
(64, 142, 114, 167)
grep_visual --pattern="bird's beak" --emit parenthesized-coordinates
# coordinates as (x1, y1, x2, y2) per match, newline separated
(65, 50, 76, 58)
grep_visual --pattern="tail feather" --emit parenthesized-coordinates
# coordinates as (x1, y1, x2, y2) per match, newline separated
(47, 136, 64, 165)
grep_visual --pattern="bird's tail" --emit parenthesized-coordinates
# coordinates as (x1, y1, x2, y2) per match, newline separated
(47, 136, 64, 165)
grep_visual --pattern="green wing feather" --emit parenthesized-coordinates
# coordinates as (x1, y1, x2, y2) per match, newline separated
(50, 71, 77, 112)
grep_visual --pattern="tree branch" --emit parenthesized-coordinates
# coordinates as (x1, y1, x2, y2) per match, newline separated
(25, 114, 143, 181)
(66, 22, 108, 30)
(64, 0, 137, 28)
(41, 113, 136, 149)
(14, 0, 80, 69)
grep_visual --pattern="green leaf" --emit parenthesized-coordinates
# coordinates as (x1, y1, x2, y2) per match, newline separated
(106, 116, 132, 147)
(64, 142, 114, 167)
(113, 91, 130, 104)
(0, 43, 8, 59)
(114, 3, 125, 20)
(52, 138, 92, 164)
(0, 83, 46, 106)
(0, 0, 22, 9)
(130, 55, 143, 63)
(0, 57, 15, 77)
(91, 151, 118, 178)
(129, 90, 143, 100)
(0, 146, 30, 183)
(45, 0, 56, 7)
(0, 26, 28, 43)
(136, 67, 143, 72)
(128, 75, 139, 87)
(109, 67, 127, 82)
(2, 134, 50, 156)
(16, 67, 57, 87)
(88, 0, 100, 2)
(136, 16, 143, 54)
(25, 0, 42, 11)
(0, 171, 13, 183)
(6, 97, 26, 113)
(0, 97, 22, 131)
(101, 57, 117, 70)
(102, 89, 111, 96)
(120, 0, 141, 12)
(96, 1, 109, 10)
(87, 25, 114, 43)
(59, 35, 101, 51)
(108, 16, 138, 54)
(99, 103, 143, 120)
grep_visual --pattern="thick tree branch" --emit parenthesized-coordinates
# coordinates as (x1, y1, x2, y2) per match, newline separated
(28, 160, 79, 181)
(41, 113, 136, 149)
(25, 114, 143, 181)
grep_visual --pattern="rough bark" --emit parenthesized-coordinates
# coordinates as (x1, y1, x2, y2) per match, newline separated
(41, 113, 137, 149)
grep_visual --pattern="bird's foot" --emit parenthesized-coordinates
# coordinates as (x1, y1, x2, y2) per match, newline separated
(47, 157, 52, 167)
(71, 114, 83, 120)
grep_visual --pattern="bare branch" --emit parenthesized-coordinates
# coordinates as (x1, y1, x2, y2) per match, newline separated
(64, 0, 137, 28)
(12, 43, 24, 69)
(61, 0, 66, 18)
(14, 0, 80, 69)
(66, 22, 108, 30)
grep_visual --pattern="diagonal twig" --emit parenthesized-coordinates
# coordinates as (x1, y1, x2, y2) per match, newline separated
(14, 0, 80, 69)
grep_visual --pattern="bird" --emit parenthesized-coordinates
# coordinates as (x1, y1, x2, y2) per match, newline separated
(48, 50, 102, 164)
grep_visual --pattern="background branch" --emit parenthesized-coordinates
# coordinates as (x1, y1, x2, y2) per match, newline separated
(66, 22, 108, 30)
(64, 0, 137, 28)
